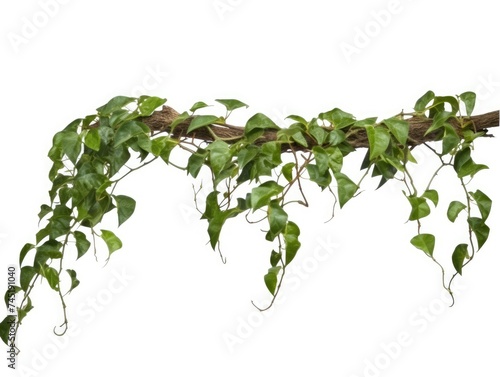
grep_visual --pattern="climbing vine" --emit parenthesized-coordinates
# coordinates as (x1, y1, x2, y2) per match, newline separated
(1, 91, 497, 350)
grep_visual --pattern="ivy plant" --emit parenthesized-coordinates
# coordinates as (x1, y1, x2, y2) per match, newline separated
(1, 91, 497, 350)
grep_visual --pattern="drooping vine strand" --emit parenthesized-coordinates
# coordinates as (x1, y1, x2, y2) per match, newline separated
(0, 92, 497, 350)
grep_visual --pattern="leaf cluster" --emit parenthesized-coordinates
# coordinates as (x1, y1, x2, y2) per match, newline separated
(0, 91, 493, 346)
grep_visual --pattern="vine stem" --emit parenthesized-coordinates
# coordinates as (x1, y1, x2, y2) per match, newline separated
(12, 274, 41, 354)
(446, 171, 478, 297)
(110, 156, 159, 189)
(281, 149, 312, 207)
(52, 228, 73, 337)
(252, 238, 287, 312)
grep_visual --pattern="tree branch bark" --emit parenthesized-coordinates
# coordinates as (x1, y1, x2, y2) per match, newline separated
(142, 106, 499, 151)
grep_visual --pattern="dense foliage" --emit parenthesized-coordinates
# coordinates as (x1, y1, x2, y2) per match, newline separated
(1, 91, 493, 349)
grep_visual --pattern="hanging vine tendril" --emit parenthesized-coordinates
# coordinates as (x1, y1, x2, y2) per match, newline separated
(1, 91, 497, 350)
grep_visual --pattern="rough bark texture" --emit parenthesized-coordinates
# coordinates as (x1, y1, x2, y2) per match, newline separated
(142, 106, 499, 151)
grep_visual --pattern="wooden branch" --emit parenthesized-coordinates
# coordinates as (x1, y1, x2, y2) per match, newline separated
(142, 106, 499, 151)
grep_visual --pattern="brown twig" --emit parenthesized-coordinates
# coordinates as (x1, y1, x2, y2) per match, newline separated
(141, 106, 498, 151)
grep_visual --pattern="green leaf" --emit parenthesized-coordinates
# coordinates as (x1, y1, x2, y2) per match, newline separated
(237, 146, 259, 169)
(207, 207, 241, 249)
(101, 229, 123, 258)
(454, 147, 471, 173)
(353, 147, 371, 169)
(383, 117, 409, 145)
(73, 231, 91, 259)
(414, 90, 435, 112)
(247, 157, 273, 181)
(78, 193, 114, 228)
(34, 240, 63, 267)
(187, 149, 208, 178)
(452, 244, 469, 275)
(203, 192, 222, 248)
(442, 123, 460, 154)
(353, 117, 377, 128)
(250, 181, 284, 211)
(48, 144, 63, 162)
(261, 142, 282, 166)
(49, 204, 73, 239)
(459, 92, 476, 117)
(72, 173, 107, 205)
(187, 115, 219, 133)
(286, 114, 308, 126)
(264, 266, 281, 295)
(114, 195, 136, 226)
(309, 125, 328, 145)
(137, 134, 153, 154)
(20, 266, 37, 291)
(245, 113, 280, 136)
(468, 217, 490, 250)
(48, 160, 64, 181)
(19, 243, 35, 265)
(425, 111, 453, 136)
(291, 129, 309, 147)
(215, 99, 248, 112)
(36, 226, 50, 244)
(366, 125, 391, 160)
(169, 111, 190, 132)
(327, 130, 347, 146)
(410, 233, 435, 257)
(407, 195, 431, 221)
(432, 96, 459, 114)
(150, 136, 174, 156)
(334, 172, 358, 208)
(151, 136, 178, 162)
(312, 146, 329, 175)
(0, 315, 17, 346)
(17, 297, 33, 323)
(190, 101, 210, 112)
(4, 285, 21, 308)
(53, 130, 81, 164)
(326, 147, 343, 173)
(202, 191, 220, 221)
(58, 187, 72, 206)
(66, 269, 80, 293)
(373, 159, 397, 180)
(266, 200, 288, 241)
(39, 265, 59, 290)
(84, 128, 101, 151)
(63, 118, 83, 132)
(82, 114, 98, 128)
(109, 109, 136, 128)
(457, 160, 488, 178)
(306, 164, 332, 189)
(422, 189, 439, 207)
(452, 147, 488, 178)
(37, 204, 52, 223)
(319, 108, 356, 129)
(470, 190, 492, 221)
(284, 221, 301, 265)
(276, 126, 308, 147)
(206, 140, 231, 175)
(236, 162, 253, 184)
(114, 120, 150, 147)
(270, 250, 281, 267)
(96, 96, 136, 116)
(447, 201, 467, 222)
(138, 96, 167, 116)
(281, 162, 295, 182)
(236, 197, 250, 212)
(106, 144, 130, 177)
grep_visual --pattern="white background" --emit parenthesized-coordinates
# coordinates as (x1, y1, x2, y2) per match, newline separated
(1, 1, 499, 376)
